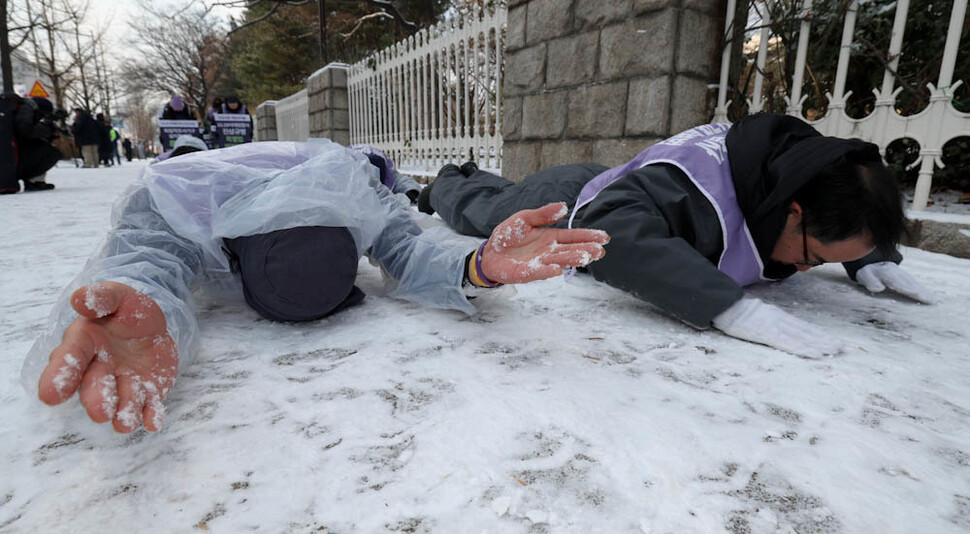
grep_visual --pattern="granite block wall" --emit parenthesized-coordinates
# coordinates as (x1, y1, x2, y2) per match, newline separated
(502, 0, 724, 180)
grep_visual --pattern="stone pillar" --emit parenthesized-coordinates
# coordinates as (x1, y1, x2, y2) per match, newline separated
(255, 101, 278, 141)
(308, 63, 350, 145)
(502, 0, 724, 180)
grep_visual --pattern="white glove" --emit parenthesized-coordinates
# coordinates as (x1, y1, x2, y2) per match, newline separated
(855, 262, 935, 304)
(712, 298, 843, 358)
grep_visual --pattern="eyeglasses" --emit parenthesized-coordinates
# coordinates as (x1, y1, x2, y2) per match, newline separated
(794, 225, 824, 267)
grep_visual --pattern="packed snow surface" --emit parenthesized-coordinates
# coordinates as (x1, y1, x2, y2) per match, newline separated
(1, 161, 969, 533)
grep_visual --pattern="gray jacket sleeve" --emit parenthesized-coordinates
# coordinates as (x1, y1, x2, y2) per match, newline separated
(390, 170, 421, 195)
(21, 183, 205, 395)
(367, 178, 477, 315)
(578, 164, 744, 329)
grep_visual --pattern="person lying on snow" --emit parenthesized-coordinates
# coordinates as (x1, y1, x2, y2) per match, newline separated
(349, 144, 423, 204)
(21, 139, 610, 434)
(418, 113, 933, 358)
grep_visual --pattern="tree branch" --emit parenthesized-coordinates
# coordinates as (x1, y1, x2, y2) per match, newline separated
(366, 0, 417, 31)
(339, 12, 393, 40)
(226, 1, 282, 34)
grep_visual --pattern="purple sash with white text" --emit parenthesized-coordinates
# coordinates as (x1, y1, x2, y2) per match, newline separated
(569, 123, 766, 286)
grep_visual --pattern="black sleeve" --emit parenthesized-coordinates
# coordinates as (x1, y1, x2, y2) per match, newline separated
(13, 102, 40, 139)
(842, 247, 903, 280)
(578, 165, 744, 328)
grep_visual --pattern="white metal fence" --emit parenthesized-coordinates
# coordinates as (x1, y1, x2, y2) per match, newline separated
(347, 3, 507, 174)
(275, 89, 309, 142)
(714, 0, 969, 210)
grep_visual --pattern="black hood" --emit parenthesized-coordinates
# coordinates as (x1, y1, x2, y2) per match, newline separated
(726, 113, 880, 277)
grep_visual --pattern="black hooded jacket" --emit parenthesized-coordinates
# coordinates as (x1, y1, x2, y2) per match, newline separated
(71, 110, 100, 146)
(576, 113, 899, 328)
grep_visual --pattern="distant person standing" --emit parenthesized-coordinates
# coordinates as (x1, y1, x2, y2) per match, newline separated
(71, 108, 100, 168)
(223, 96, 247, 115)
(211, 96, 254, 149)
(96, 113, 112, 167)
(223, 96, 252, 127)
(122, 136, 133, 161)
(206, 97, 223, 125)
(109, 124, 122, 166)
(161, 95, 195, 121)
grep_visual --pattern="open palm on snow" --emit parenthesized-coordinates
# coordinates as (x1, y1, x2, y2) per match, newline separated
(481, 202, 610, 284)
(38, 282, 178, 433)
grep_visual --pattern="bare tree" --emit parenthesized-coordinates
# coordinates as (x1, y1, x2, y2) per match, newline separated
(88, 32, 116, 116)
(1, 0, 40, 92)
(59, 0, 107, 112)
(124, 87, 158, 143)
(122, 0, 228, 118)
(24, 0, 80, 109)
(210, 0, 422, 66)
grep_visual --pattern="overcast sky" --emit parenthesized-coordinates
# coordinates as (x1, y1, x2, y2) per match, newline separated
(85, 0, 240, 61)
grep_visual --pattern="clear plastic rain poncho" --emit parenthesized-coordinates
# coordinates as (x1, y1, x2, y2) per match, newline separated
(21, 139, 476, 393)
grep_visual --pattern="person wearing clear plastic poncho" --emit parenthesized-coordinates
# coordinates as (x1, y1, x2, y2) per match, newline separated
(21, 139, 610, 433)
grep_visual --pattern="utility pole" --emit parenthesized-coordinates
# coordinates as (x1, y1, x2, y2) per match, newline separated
(318, 0, 328, 66)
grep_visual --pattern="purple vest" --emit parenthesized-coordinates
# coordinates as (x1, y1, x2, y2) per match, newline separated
(221, 103, 248, 114)
(569, 123, 766, 287)
(349, 145, 396, 190)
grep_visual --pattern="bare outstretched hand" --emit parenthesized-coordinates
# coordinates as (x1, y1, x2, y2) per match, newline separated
(38, 282, 178, 433)
(480, 202, 610, 284)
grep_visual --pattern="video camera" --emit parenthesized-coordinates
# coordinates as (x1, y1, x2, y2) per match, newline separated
(40, 108, 72, 138)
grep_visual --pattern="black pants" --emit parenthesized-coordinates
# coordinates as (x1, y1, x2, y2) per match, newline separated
(17, 139, 61, 181)
(429, 163, 608, 237)
(0, 99, 17, 190)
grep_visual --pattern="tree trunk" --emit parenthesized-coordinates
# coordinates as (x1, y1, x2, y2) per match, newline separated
(1, 0, 14, 92)
(318, 0, 328, 66)
(73, 24, 91, 111)
(727, 0, 752, 120)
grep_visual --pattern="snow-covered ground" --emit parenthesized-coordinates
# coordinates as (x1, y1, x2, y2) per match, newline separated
(2, 161, 969, 534)
(903, 187, 970, 218)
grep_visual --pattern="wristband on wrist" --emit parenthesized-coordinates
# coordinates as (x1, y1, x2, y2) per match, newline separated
(468, 240, 503, 288)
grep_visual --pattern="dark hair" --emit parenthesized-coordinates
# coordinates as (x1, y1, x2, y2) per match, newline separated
(795, 152, 907, 255)
(170, 145, 203, 158)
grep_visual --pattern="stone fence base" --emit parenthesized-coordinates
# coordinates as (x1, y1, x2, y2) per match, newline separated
(904, 216, 970, 259)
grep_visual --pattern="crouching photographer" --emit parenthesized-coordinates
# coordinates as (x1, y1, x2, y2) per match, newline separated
(1, 93, 63, 194)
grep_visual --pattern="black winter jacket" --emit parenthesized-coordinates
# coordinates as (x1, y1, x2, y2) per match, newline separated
(576, 113, 900, 328)
(72, 111, 100, 146)
(161, 105, 196, 121)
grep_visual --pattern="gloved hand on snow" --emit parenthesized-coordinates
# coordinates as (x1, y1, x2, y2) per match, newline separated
(712, 298, 843, 358)
(855, 261, 935, 304)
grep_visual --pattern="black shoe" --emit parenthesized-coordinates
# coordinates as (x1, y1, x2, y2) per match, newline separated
(24, 181, 55, 191)
(417, 181, 435, 215)
(459, 161, 479, 177)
